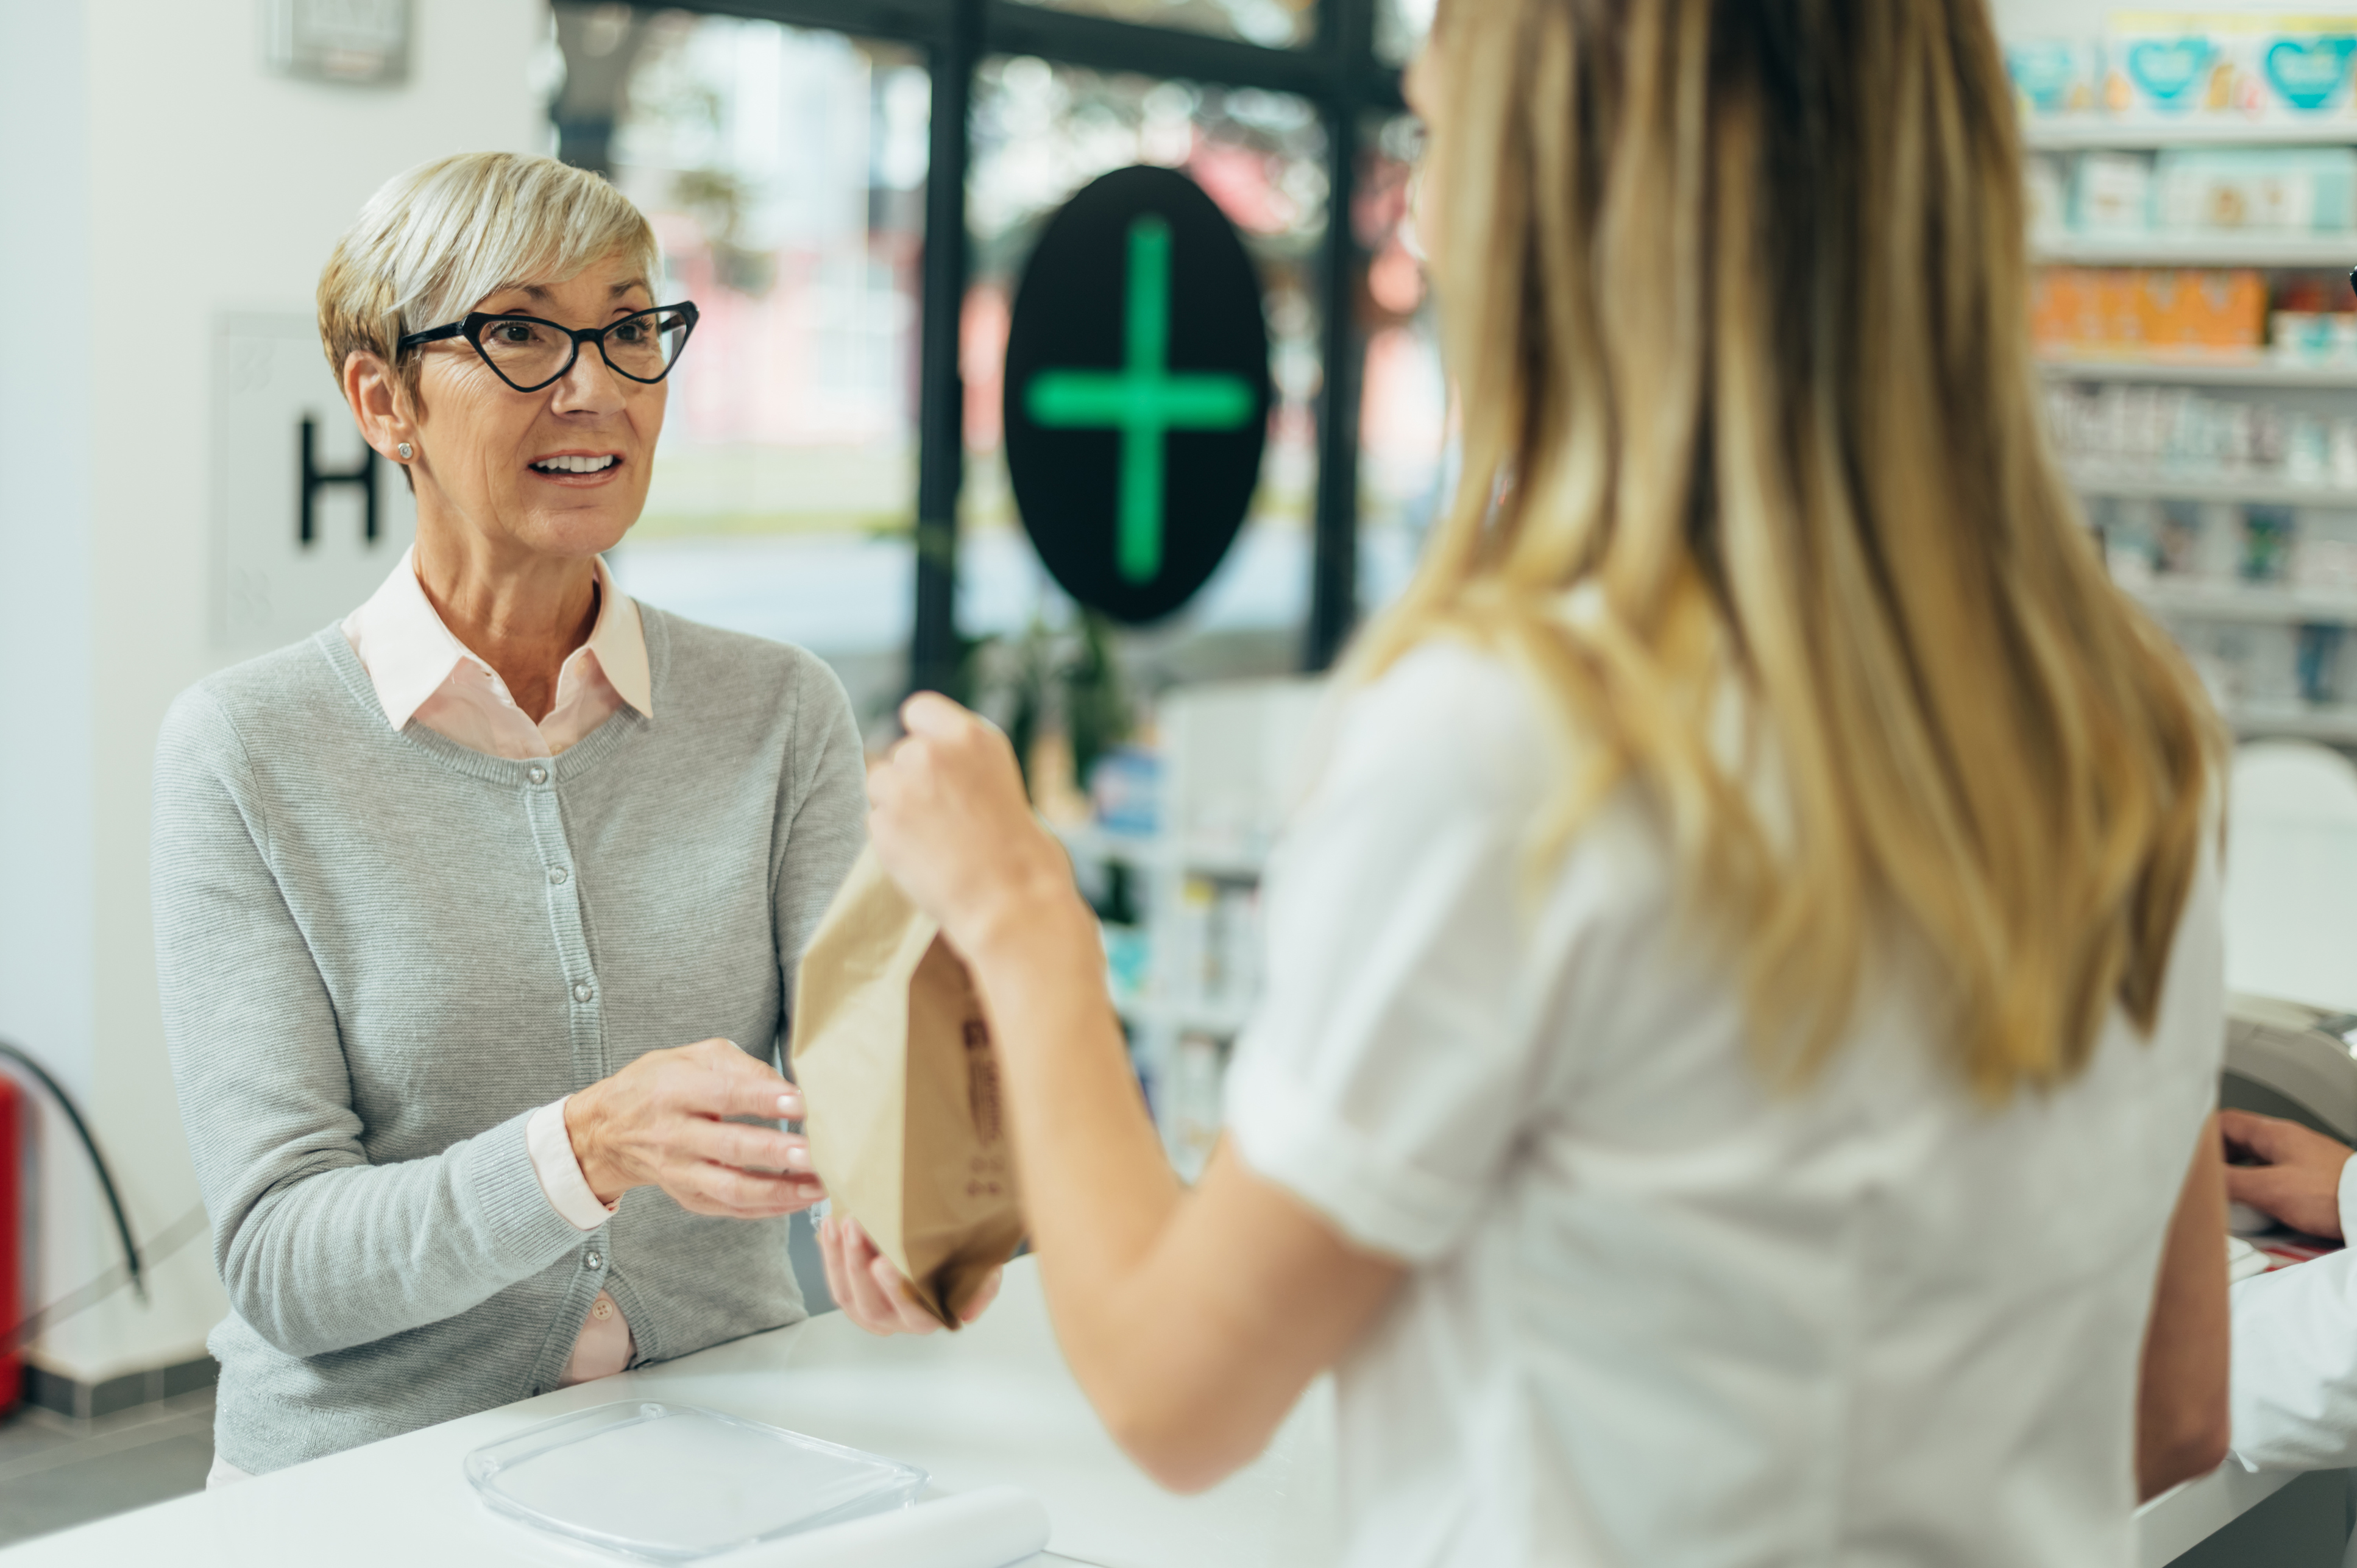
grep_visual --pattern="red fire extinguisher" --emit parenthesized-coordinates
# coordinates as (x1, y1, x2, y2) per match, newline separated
(0, 1072, 20, 1415)
(0, 1042, 147, 1418)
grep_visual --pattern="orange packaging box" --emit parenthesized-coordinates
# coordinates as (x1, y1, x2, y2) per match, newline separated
(2140, 269, 2266, 351)
(2033, 266, 2266, 355)
(2033, 267, 2111, 350)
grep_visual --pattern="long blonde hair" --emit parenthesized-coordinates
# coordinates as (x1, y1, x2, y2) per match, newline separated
(1362, 0, 2222, 1098)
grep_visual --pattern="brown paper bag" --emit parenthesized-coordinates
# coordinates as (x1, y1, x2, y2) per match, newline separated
(789, 847, 1024, 1329)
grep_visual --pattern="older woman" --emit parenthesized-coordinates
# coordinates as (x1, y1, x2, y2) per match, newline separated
(151, 152, 942, 1481)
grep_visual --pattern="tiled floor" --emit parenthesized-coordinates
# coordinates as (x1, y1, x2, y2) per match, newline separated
(0, 1389, 215, 1550)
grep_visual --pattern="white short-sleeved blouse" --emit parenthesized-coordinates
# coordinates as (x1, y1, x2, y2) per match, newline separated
(1225, 642, 2222, 1568)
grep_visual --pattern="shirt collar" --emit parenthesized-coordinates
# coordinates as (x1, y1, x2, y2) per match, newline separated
(584, 555, 651, 718)
(342, 546, 651, 730)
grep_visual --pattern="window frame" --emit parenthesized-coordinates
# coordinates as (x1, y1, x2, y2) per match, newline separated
(603, 0, 1407, 685)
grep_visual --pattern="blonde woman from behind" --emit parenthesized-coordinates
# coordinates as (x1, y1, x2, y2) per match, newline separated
(841, 3, 2234, 1564)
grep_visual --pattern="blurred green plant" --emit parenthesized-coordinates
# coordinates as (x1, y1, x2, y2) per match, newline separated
(959, 611, 1133, 796)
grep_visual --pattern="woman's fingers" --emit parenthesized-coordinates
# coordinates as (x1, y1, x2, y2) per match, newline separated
(681, 1162, 815, 1218)
(690, 1118, 807, 1173)
(827, 1217, 938, 1335)
(676, 1038, 803, 1120)
(868, 1250, 942, 1334)
(868, 693, 1072, 951)
(957, 1266, 1003, 1324)
(576, 1037, 817, 1216)
(827, 1218, 903, 1332)
(817, 1217, 856, 1308)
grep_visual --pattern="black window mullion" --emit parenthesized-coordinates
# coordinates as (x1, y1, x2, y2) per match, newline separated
(979, 0, 1325, 93)
(1305, 0, 1374, 672)
(690, 0, 948, 45)
(911, 0, 982, 697)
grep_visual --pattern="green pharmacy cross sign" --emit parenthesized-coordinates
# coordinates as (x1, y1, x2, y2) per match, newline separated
(1024, 216, 1257, 585)
(1003, 166, 1272, 624)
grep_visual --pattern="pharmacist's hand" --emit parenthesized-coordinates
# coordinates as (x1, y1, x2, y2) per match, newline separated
(2222, 1109, 2353, 1239)
(868, 693, 1081, 959)
(566, 1039, 826, 1218)
(820, 1214, 1002, 1336)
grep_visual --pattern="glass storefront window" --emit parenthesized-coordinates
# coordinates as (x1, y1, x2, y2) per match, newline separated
(1005, 0, 1316, 51)
(1355, 110, 1446, 613)
(597, 13, 927, 720)
(1373, 0, 1433, 65)
(962, 57, 1329, 689)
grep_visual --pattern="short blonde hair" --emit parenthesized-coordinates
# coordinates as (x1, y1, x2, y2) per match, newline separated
(317, 152, 660, 390)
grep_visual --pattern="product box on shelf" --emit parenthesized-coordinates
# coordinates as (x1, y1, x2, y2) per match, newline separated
(2155, 147, 2357, 231)
(2104, 13, 2357, 122)
(2008, 37, 2108, 117)
(2026, 155, 2070, 244)
(2255, 24, 2357, 117)
(2270, 308, 2357, 364)
(2107, 15, 2249, 118)
(2074, 150, 2155, 233)
(2033, 267, 2268, 356)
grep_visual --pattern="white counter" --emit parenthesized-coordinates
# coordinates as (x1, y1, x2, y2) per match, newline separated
(0, 1254, 2305, 1567)
(0, 1258, 1337, 1568)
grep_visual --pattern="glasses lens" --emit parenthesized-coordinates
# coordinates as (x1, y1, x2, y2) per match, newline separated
(477, 317, 574, 388)
(603, 308, 690, 382)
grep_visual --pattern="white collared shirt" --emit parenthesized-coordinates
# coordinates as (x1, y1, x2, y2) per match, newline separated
(1224, 641, 2224, 1567)
(341, 545, 651, 759)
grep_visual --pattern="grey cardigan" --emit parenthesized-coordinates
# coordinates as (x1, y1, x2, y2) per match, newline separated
(151, 608, 867, 1474)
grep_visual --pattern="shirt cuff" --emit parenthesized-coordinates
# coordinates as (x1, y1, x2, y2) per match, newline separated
(527, 1097, 617, 1232)
(2336, 1153, 2357, 1245)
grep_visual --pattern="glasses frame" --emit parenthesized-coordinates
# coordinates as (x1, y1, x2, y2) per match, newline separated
(395, 301, 701, 394)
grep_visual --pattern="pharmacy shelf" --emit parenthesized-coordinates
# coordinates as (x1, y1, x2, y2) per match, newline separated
(2130, 579, 2357, 624)
(2229, 701, 2357, 743)
(2032, 235, 2357, 267)
(2040, 355, 2357, 388)
(1117, 995, 1256, 1039)
(1057, 822, 1267, 881)
(2067, 466, 2357, 506)
(2024, 120, 2357, 151)
(1056, 822, 1164, 866)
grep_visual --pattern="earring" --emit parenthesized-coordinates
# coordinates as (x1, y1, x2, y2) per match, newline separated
(396, 443, 414, 461)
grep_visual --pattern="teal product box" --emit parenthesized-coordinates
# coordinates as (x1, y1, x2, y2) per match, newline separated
(2261, 30, 2357, 115)
(2007, 38, 2107, 115)
(2108, 19, 2221, 115)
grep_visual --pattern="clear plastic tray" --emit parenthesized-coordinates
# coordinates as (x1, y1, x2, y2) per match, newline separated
(464, 1400, 926, 1563)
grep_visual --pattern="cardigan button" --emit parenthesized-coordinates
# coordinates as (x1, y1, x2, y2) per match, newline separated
(573, 981, 594, 1003)
(585, 1251, 604, 1271)
(526, 765, 548, 785)
(548, 867, 569, 886)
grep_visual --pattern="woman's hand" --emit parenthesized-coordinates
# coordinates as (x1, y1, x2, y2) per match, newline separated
(2222, 1109, 2354, 1238)
(818, 1213, 1002, 1336)
(866, 693, 1083, 960)
(565, 1037, 824, 1218)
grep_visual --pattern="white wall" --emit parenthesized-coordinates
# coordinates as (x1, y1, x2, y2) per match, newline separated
(0, 0, 549, 1385)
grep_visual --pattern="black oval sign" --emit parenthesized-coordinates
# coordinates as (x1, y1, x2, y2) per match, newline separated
(1002, 165, 1272, 626)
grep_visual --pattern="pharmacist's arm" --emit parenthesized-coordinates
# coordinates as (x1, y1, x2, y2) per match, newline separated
(2136, 1115, 2230, 1500)
(2213, 1111, 2357, 1472)
(942, 903, 1402, 1489)
(868, 686, 1548, 1489)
